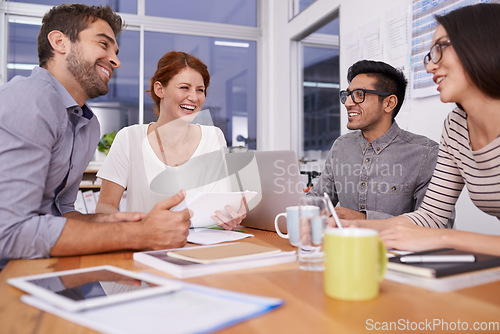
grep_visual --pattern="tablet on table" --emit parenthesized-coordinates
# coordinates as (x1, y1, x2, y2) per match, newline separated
(8, 265, 181, 312)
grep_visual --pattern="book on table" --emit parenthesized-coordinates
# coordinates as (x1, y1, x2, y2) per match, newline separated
(133, 242, 296, 278)
(386, 248, 500, 292)
(166, 242, 281, 264)
(388, 248, 500, 278)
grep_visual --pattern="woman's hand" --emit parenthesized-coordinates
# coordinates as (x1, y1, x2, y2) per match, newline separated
(211, 197, 248, 230)
(379, 222, 447, 252)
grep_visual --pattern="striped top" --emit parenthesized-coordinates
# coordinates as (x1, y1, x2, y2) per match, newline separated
(404, 107, 500, 228)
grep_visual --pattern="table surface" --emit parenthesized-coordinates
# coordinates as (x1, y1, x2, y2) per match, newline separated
(1, 228, 500, 334)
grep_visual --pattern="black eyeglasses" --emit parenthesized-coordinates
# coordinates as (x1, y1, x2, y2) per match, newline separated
(339, 89, 391, 104)
(423, 38, 452, 66)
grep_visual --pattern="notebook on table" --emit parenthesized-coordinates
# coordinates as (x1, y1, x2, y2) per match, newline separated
(166, 242, 281, 264)
(388, 248, 500, 278)
(386, 248, 500, 292)
(225, 150, 304, 232)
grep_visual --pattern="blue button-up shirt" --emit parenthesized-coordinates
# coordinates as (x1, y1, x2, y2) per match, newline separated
(0, 67, 100, 268)
(309, 122, 438, 219)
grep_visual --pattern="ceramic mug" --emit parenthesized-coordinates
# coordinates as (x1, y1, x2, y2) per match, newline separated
(274, 205, 319, 247)
(323, 228, 387, 301)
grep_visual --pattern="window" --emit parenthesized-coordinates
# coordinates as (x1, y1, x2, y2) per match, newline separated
(6, 0, 138, 14)
(145, 0, 257, 27)
(299, 17, 340, 160)
(143, 32, 257, 148)
(290, 0, 317, 19)
(3, 1, 258, 152)
(302, 46, 340, 153)
(7, 19, 39, 80)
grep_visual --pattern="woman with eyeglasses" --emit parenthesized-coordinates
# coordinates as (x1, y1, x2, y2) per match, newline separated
(342, 3, 500, 256)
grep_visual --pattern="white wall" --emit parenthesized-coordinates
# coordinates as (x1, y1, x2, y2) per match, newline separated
(264, 0, 500, 235)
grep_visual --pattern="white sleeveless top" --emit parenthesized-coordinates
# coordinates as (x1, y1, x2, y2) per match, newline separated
(97, 123, 231, 212)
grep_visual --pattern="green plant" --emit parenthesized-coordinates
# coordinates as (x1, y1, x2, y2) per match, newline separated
(97, 131, 117, 155)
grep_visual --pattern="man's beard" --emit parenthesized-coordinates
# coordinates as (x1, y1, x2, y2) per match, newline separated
(66, 44, 109, 99)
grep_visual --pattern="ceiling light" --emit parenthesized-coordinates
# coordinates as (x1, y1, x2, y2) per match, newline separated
(214, 41, 249, 48)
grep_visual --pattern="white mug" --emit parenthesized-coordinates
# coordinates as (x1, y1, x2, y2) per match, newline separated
(274, 205, 319, 246)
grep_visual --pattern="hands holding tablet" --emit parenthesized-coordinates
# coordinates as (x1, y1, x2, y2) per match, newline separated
(54, 189, 248, 258)
(136, 191, 192, 250)
(172, 191, 256, 229)
(212, 197, 248, 230)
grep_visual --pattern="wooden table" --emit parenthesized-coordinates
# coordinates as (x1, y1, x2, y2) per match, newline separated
(1, 229, 500, 333)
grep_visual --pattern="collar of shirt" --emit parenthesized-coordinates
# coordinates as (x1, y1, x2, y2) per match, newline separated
(359, 121, 401, 155)
(32, 67, 94, 122)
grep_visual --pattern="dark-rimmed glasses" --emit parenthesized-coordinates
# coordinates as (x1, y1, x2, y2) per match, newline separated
(423, 38, 452, 66)
(339, 89, 391, 104)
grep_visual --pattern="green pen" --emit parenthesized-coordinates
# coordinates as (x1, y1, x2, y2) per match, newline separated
(205, 225, 248, 233)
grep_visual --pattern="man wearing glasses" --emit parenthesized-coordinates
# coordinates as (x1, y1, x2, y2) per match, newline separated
(309, 60, 439, 220)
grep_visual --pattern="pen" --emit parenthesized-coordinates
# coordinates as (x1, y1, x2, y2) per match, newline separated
(400, 254, 476, 263)
(206, 225, 248, 233)
(323, 192, 343, 229)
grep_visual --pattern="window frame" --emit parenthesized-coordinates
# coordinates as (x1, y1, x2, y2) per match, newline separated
(0, 0, 261, 146)
(289, 8, 340, 157)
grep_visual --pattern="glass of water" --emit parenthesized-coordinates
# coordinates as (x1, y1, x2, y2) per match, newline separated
(298, 195, 329, 271)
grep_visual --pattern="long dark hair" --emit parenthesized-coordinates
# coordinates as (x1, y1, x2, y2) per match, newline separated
(436, 3, 500, 99)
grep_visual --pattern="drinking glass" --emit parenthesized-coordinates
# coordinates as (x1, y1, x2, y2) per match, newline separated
(298, 196, 329, 271)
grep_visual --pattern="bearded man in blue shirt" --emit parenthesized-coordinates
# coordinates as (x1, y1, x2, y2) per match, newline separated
(0, 4, 191, 269)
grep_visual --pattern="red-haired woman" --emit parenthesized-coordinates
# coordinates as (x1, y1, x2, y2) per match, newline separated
(96, 51, 245, 230)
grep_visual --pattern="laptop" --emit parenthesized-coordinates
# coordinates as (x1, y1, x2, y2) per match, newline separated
(225, 150, 304, 232)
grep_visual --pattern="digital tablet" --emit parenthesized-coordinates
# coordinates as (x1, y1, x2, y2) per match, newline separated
(172, 191, 258, 227)
(7, 265, 181, 312)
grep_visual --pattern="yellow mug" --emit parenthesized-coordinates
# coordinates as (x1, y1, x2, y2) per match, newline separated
(324, 228, 387, 301)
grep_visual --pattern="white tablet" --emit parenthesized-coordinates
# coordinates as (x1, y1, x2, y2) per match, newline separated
(7, 265, 181, 312)
(172, 191, 258, 227)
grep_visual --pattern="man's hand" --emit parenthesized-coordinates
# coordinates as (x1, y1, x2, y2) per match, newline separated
(334, 207, 366, 220)
(52, 191, 192, 257)
(137, 190, 192, 250)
